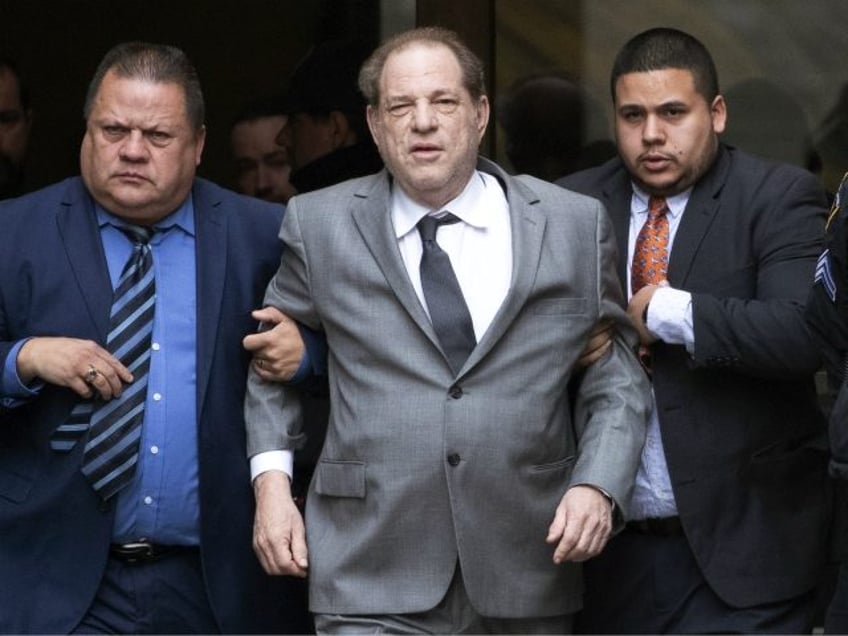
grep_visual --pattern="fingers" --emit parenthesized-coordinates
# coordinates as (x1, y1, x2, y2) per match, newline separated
(251, 306, 288, 327)
(546, 486, 613, 564)
(84, 356, 131, 401)
(244, 311, 305, 383)
(17, 337, 132, 399)
(253, 471, 309, 577)
(578, 333, 613, 367)
(626, 285, 659, 345)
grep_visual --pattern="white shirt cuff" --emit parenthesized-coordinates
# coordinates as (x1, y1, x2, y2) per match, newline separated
(250, 450, 294, 483)
(647, 286, 694, 353)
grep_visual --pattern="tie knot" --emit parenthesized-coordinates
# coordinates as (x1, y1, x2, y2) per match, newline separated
(118, 224, 155, 245)
(647, 196, 668, 220)
(417, 213, 461, 242)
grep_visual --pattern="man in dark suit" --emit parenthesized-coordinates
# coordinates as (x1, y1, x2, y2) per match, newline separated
(0, 42, 308, 633)
(557, 27, 831, 634)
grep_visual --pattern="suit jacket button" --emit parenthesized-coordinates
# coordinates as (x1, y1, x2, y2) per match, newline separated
(449, 385, 463, 399)
(447, 453, 461, 466)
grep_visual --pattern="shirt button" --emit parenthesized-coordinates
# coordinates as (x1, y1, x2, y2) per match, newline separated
(150, 445, 159, 455)
(151, 342, 161, 351)
(448, 385, 463, 399)
(153, 393, 162, 401)
(447, 453, 461, 466)
(143, 496, 153, 505)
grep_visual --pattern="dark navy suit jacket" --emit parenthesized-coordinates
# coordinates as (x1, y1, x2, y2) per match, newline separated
(0, 177, 304, 633)
(558, 146, 832, 608)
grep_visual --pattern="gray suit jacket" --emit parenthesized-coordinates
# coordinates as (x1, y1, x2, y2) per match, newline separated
(245, 158, 650, 617)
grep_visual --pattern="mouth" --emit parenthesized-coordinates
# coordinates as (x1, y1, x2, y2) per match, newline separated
(113, 172, 151, 184)
(409, 143, 442, 161)
(639, 153, 674, 172)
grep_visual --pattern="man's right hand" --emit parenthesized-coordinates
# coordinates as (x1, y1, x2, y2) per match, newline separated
(17, 336, 132, 400)
(253, 470, 309, 577)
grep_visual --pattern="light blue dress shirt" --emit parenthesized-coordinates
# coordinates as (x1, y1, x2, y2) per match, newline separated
(1, 199, 200, 544)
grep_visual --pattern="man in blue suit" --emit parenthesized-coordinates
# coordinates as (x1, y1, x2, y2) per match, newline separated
(0, 42, 308, 633)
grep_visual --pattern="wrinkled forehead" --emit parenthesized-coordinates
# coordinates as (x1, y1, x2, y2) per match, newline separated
(380, 42, 465, 97)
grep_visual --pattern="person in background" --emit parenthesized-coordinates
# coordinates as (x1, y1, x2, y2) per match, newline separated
(807, 172, 848, 634)
(0, 56, 32, 199)
(275, 38, 383, 195)
(0, 41, 309, 634)
(230, 94, 296, 204)
(245, 26, 649, 634)
(558, 27, 831, 634)
(243, 38, 383, 507)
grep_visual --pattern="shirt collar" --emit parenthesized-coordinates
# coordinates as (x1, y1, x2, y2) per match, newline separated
(630, 183, 691, 220)
(95, 193, 196, 237)
(392, 171, 496, 239)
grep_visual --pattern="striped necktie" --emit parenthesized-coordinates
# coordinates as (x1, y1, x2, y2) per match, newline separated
(56, 224, 156, 500)
(417, 213, 476, 375)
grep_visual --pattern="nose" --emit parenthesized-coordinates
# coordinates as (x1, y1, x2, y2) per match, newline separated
(255, 165, 273, 198)
(119, 130, 149, 161)
(411, 100, 437, 132)
(642, 114, 664, 145)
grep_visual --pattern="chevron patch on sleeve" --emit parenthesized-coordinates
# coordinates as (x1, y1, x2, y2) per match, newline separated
(815, 248, 837, 303)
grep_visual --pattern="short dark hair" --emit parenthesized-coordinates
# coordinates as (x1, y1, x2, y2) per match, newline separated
(0, 57, 30, 112)
(83, 42, 205, 131)
(230, 94, 287, 130)
(610, 28, 719, 103)
(359, 26, 486, 107)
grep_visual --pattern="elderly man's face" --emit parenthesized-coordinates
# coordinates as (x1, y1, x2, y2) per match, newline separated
(366, 41, 488, 210)
(80, 69, 205, 224)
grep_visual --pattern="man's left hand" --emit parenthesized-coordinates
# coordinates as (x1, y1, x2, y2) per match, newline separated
(243, 306, 304, 382)
(627, 284, 660, 345)
(546, 485, 613, 563)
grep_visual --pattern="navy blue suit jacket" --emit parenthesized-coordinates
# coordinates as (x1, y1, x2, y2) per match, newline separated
(558, 146, 832, 608)
(0, 177, 303, 633)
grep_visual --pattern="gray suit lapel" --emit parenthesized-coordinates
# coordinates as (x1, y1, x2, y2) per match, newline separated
(351, 163, 548, 376)
(462, 160, 546, 374)
(350, 172, 444, 352)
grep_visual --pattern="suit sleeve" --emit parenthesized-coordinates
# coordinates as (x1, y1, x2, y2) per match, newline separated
(244, 200, 318, 458)
(570, 200, 650, 517)
(691, 167, 827, 378)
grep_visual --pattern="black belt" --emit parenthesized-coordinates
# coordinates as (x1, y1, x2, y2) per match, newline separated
(109, 542, 193, 564)
(626, 516, 684, 537)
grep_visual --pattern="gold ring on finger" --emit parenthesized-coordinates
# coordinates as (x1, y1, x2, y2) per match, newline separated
(85, 365, 99, 385)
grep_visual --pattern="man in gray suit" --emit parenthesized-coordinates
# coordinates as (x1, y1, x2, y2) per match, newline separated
(245, 27, 649, 634)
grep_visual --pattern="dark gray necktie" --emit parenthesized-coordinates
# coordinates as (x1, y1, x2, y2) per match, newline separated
(417, 213, 476, 374)
(54, 224, 156, 500)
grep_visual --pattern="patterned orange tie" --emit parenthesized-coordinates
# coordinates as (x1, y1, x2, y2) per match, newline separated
(631, 196, 669, 294)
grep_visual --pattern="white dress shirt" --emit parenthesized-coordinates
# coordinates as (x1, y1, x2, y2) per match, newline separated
(251, 171, 512, 483)
(628, 185, 695, 520)
(393, 170, 512, 339)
